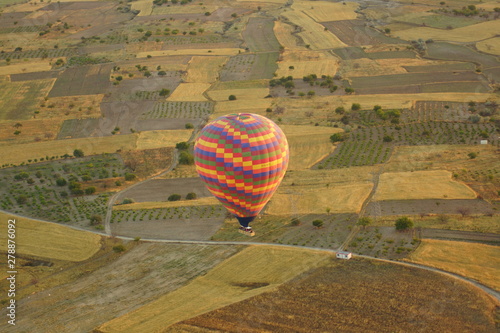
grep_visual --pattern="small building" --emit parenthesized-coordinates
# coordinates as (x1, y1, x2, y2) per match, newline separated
(336, 251, 352, 260)
(480, 140, 488, 145)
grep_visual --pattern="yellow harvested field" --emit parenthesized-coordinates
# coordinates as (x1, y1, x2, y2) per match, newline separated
(408, 240, 500, 291)
(207, 87, 270, 101)
(476, 37, 500, 56)
(281, 125, 342, 170)
(114, 197, 219, 210)
(0, 118, 62, 145)
(292, 1, 359, 22)
(152, 4, 218, 15)
(185, 56, 229, 83)
(373, 170, 477, 201)
(137, 49, 244, 58)
(341, 58, 446, 77)
(0, 212, 101, 262)
(213, 99, 273, 118)
(1, 2, 47, 12)
(277, 50, 339, 77)
(36, 94, 104, 120)
(282, 10, 347, 50)
(131, 0, 153, 16)
(136, 130, 192, 150)
(395, 20, 500, 42)
(267, 182, 373, 215)
(167, 83, 211, 101)
(0, 61, 52, 75)
(97, 246, 330, 333)
(0, 134, 138, 166)
(283, 167, 375, 185)
(211, 79, 269, 90)
(236, 0, 286, 2)
(274, 21, 301, 50)
(115, 56, 189, 76)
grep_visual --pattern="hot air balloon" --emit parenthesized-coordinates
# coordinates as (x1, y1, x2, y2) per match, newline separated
(194, 113, 289, 236)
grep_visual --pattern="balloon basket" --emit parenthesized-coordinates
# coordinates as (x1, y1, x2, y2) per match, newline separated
(238, 228, 255, 237)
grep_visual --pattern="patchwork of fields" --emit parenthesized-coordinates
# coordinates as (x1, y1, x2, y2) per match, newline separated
(0, 0, 499, 331)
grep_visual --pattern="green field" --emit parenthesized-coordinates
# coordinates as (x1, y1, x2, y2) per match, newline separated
(0, 79, 54, 121)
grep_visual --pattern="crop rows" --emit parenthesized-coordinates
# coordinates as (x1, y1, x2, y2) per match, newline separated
(141, 101, 214, 119)
(0, 48, 77, 60)
(111, 205, 224, 223)
(0, 25, 46, 34)
(317, 122, 498, 169)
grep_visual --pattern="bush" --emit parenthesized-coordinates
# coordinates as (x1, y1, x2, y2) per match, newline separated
(56, 178, 67, 186)
(468, 152, 478, 159)
(291, 217, 301, 226)
(89, 214, 103, 225)
(312, 219, 324, 228)
(228, 95, 237, 101)
(124, 173, 136, 181)
(186, 192, 197, 200)
(73, 149, 84, 157)
(168, 194, 181, 201)
(179, 151, 194, 165)
(113, 244, 126, 253)
(122, 198, 135, 205)
(85, 187, 96, 195)
(185, 123, 194, 129)
(395, 216, 413, 231)
(176, 141, 189, 150)
(330, 133, 345, 143)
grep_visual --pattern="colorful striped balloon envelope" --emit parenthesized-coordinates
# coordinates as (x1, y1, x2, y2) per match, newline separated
(194, 113, 289, 228)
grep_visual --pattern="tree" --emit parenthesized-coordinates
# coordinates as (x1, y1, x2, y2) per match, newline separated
(168, 194, 181, 201)
(357, 217, 372, 229)
(335, 106, 345, 114)
(158, 70, 166, 76)
(186, 192, 197, 200)
(330, 133, 345, 143)
(395, 216, 413, 231)
(345, 87, 354, 94)
(73, 149, 84, 157)
(85, 187, 96, 195)
(185, 123, 194, 129)
(179, 151, 194, 165)
(13, 122, 22, 129)
(468, 152, 478, 159)
(228, 94, 237, 101)
(56, 177, 67, 186)
(159, 88, 170, 96)
(383, 135, 393, 142)
(176, 141, 189, 150)
(351, 103, 361, 111)
(89, 214, 103, 225)
(312, 219, 324, 228)
(113, 244, 126, 253)
(291, 217, 301, 226)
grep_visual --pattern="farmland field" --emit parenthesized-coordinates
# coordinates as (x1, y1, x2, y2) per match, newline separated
(408, 239, 500, 290)
(276, 50, 338, 77)
(185, 56, 228, 83)
(322, 20, 406, 46)
(0, 79, 54, 121)
(0, 212, 101, 261)
(167, 83, 211, 101)
(48, 64, 113, 98)
(476, 37, 500, 56)
(242, 17, 281, 53)
(97, 246, 331, 333)
(393, 12, 482, 29)
(292, 1, 359, 22)
(373, 170, 477, 201)
(174, 259, 499, 333)
(141, 101, 213, 119)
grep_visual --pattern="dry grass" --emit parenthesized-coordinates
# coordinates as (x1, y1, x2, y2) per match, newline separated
(282, 10, 347, 50)
(407, 239, 500, 291)
(114, 57, 189, 78)
(292, 1, 359, 22)
(0, 133, 138, 166)
(0, 61, 52, 75)
(136, 130, 192, 150)
(373, 170, 477, 201)
(394, 20, 500, 42)
(236, 0, 286, 2)
(37, 94, 104, 120)
(267, 167, 375, 215)
(167, 83, 211, 101)
(185, 56, 229, 83)
(0, 212, 101, 261)
(341, 58, 448, 77)
(274, 21, 301, 50)
(207, 87, 270, 101)
(0, 118, 62, 144)
(137, 48, 243, 58)
(213, 99, 273, 118)
(160, 164, 199, 179)
(96, 245, 331, 333)
(113, 197, 220, 211)
(476, 37, 500, 56)
(151, 4, 218, 15)
(266, 182, 373, 215)
(130, 0, 153, 16)
(281, 125, 342, 170)
(276, 50, 339, 77)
